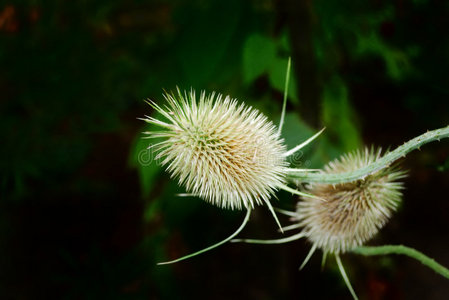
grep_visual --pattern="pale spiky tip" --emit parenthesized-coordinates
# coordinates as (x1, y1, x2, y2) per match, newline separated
(142, 88, 288, 210)
(294, 147, 407, 254)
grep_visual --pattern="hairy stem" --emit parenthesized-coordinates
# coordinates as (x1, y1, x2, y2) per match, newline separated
(287, 125, 449, 183)
(353, 245, 449, 279)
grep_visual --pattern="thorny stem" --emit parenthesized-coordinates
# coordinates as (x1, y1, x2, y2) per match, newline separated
(287, 125, 449, 184)
(353, 245, 449, 280)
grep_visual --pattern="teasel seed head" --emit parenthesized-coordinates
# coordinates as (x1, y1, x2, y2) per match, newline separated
(141, 89, 288, 210)
(294, 147, 407, 254)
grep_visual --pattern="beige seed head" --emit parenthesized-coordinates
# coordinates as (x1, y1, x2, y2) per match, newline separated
(142, 89, 288, 210)
(294, 147, 406, 254)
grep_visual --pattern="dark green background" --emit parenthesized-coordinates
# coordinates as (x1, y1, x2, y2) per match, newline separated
(1, 0, 448, 299)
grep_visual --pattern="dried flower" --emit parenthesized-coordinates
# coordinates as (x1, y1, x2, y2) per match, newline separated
(294, 147, 406, 254)
(142, 89, 289, 210)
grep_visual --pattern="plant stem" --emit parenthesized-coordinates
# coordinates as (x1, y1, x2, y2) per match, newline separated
(287, 125, 449, 183)
(352, 245, 449, 279)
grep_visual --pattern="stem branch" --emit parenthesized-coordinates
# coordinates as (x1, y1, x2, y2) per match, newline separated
(353, 245, 449, 279)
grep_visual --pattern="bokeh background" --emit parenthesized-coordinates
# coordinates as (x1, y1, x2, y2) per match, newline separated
(1, 0, 449, 299)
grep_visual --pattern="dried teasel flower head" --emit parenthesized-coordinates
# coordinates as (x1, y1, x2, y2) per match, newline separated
(141, 89, 289, 210)
(294, 147, 407, 254)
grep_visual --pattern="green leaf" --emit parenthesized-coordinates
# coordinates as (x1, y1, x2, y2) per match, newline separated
(355, 32, 411, 80)
(268, 57, 299, 104)
(282, 113, 314, 150)
(175, 0, 242, 87)
(242, 33, 277, 83)
(129, 123, 162, 198)
(437, 157, 449, 172)
(281, 113, 315, 167)
(322, 76, 361, 152)
(144, 197, 161, 222)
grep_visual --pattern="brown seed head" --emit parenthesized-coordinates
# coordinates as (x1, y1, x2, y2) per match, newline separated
(294, 148, 406, 254)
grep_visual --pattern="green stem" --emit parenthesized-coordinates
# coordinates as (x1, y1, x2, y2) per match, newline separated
(352, 245, 449, 279)
(287, 125, 449, 184)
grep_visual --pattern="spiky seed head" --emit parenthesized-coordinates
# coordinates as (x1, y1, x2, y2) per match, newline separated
(294, 147, 406, 254)
(142, 89, 288, 210)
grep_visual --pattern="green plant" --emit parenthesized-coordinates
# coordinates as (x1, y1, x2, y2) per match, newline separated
(139, 60, 449, 299)
(140, 62, 325, 264)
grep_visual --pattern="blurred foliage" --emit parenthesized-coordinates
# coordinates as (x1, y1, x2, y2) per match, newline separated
(1, 0, 448, 299)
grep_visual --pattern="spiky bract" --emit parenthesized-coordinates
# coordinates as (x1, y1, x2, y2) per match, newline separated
(142, 89, 288, 210)
(294, 148, 406, 254)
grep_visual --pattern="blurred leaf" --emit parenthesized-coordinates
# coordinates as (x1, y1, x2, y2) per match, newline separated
(268, 57, 299, 104)
(355, 32, 412, 80)
(143, 197, 161, 222)
(243, 33, 277, 83)
(282, 112, 315, 167)
(175, 0, 243, 87)
(307, 137, 346, 169)
(129, 122, 162, 198)
(322, 76, 362, 152)
(437, 157, 449, 172)
(242, 33, 298, 103)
